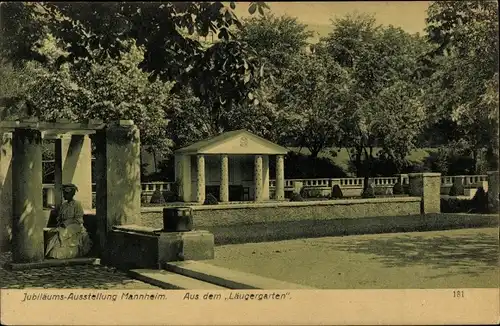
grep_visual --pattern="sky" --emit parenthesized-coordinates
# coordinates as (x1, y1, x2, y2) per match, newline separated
(232, 1, 431, 42)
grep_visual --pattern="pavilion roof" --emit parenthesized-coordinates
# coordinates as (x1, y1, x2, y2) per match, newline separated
(175, 129, 289, 155)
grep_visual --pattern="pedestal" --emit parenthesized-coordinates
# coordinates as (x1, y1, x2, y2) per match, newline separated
(408, 173, 441, 214)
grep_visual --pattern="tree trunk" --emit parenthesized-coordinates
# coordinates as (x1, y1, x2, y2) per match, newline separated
(152, 150, 158, 174)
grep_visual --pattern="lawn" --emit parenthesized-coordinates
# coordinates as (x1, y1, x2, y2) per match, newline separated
(208, 227, 499, 289)
(290, 147, 437, 174)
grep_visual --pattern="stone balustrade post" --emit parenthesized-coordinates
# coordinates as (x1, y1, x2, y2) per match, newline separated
(408, 172, 441, 214)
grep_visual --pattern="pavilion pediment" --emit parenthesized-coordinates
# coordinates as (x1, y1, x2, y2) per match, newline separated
(175, 130, 288, 155)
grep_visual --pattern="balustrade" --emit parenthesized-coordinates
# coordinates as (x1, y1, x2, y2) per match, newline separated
(41, 175, 489, 205)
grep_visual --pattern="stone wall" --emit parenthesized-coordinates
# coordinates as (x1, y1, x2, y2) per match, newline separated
(140, 206, 497, 245)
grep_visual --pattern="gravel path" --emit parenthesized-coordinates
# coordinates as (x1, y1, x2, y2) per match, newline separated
(209, 227, 500, 289)
(0, 252, 160, 289)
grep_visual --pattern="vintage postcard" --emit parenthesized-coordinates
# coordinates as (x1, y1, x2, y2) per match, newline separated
(0, 1, 499, 325)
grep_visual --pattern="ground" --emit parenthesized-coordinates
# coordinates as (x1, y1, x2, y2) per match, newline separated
(2, 227, 497, 289)
(0, 252, 160, 289)
(208, 227, 499, 289)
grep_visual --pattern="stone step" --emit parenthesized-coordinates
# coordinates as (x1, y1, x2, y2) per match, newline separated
(128, 269, 227, 290)
(165, 260, 315, 290)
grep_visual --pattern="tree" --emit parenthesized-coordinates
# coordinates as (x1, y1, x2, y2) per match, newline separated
(24, 37, 175, 156)
(0, 2, 270, 153)
(320, 13, 429, 176)
(236, 13, 313, 72)
(424, 1, 499, 172)
(277, 52, 351, 158)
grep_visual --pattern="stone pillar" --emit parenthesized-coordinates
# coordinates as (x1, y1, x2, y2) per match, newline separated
(487, 171, 499, 213)
(254, 155, 263, 202)
(54, 135, 93, 210)
(95, 121, 142, 258)
(196, 155, 205, 204)
(262, 155, 270, 200)
(275, 155, 285, 200)
(220, 154, 229, 202)
(0, 132, 13, 252)
(11, 128, 44, 263)
(408, 172, 441, 214)
(180, 155, 192, 202)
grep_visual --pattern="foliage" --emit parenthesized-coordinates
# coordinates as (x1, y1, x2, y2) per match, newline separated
(361, 183, 376, 198)
(150, 190, 166, 204)
(204, 193, 219, 205)
(470, 187, 488, 213)
(320, 13, 429, 176)
(237, 13, 313, 72)
(330, 185, 344, 199)
(393, 181, 404, 195)
(424, 1, 499, 172)
(162, 190, 179, 203)
(283, 152, 348, 179)
(1, 2, 269, 153)
(289, 192, 304, 202)
(24, 38, 175, 155)
(277, 52, 351, 157)
(448, 183, 464, 196)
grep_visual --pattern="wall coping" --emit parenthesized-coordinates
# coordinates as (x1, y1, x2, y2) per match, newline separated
(187, 197, 421, 211)
(408, 173, 441, 177)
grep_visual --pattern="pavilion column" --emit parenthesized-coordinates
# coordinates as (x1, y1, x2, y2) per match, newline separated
(196, 155, 206, 204)
(220, 154, 229, 202)
(11, 128, 44, 263)
(54, 134, 93, 210)
(275, 154, 285, 200)
(95, 120, 141, 258)
(254, 155, 263, 202)
(262, 155, 270, 200)
(0, 132, 13, 252)
(180, 155, 192, 202)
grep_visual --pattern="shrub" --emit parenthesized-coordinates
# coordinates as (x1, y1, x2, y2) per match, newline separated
(441, 198, 471, 213)
(470, 187, 489, 213)
(304, 189, 323, 198)
(204, 193, 219, 205)
(289, 192, 304, 202)
(163, 190, 179, 203)
(150, 189, 166, 204)
(361, 184, 376, 198)
(330, 185, 343, 199)
(393, 181, 404, 195)
(448, 183, 465, 196)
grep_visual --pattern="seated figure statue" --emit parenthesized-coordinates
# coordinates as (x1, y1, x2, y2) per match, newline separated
(45, 184, 92, 259)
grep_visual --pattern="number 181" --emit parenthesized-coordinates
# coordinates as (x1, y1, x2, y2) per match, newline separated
(453, 290, 464, 298)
